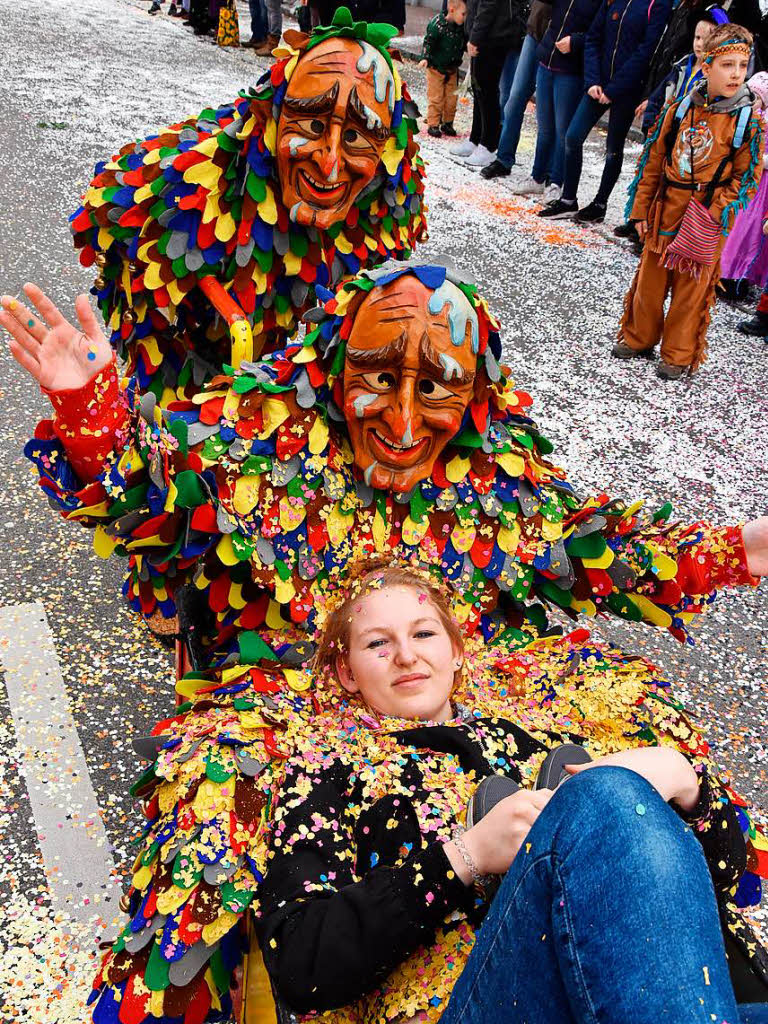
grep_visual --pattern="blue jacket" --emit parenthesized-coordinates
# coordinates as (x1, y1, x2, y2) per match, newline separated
(583, 0, 671, 101)
(537, 0, 603, 74)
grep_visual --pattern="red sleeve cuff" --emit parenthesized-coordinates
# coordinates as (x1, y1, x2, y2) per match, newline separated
(41, 357, 129, 483)
(676, 525, 759, 595)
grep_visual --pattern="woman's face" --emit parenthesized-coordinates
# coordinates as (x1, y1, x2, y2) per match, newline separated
(337, 585, 461, 723)
(693, 21, 712, 61)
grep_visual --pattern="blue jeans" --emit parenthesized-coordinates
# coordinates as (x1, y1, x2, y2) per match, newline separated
(441, 768, 768, 1024)
(248, 0, 266, 38)
(496, 34, 540, 169)
(562, 92, 639, 205)
(531, 66, 583, 186)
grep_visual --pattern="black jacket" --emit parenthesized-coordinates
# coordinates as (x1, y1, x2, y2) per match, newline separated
(257, 717, 768, 1015)
(537, 0, 603, 74)
(466, 0, 530, 50)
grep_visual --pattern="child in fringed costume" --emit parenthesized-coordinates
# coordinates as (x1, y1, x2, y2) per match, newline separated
(720, 72, 768, 300)
(613, 25, 763, 380)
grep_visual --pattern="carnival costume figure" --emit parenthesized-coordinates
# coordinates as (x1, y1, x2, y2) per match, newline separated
(2, 261, 768, 1023)
(70, 8, 425, 404)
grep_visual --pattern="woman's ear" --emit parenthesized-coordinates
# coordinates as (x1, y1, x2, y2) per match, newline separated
(336, 655, 360, 694)
(452, 643, 464, 672)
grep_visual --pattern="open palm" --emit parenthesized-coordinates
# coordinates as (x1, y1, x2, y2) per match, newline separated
(0, 283, 112, 392)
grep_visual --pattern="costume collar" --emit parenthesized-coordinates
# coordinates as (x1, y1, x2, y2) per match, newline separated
(691, 81, 753, 112)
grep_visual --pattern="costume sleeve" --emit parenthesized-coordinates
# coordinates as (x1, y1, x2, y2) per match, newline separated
(627, 100, 677, 221)
(676, 766, 748, 898)
(583, 2, 607, 88)
(710, 114, 765, 231)
(603, 0, 672, 100)
(257, 759, 474, 1014)
(641, 68, 674, 136)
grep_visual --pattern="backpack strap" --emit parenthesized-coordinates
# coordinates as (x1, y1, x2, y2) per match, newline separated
(732, 103, 752, 151)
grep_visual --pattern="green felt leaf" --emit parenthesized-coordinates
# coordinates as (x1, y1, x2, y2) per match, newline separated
(169, 418, 189, 456)
(241, 454, 271, 475)
(107, 483, 148, 517)
(203, 435, 230, 460)
(174, 470, 206, 508)
(206, 755, 235, 783)
(652, 502, 673, 524)
(274, 559, 291, 582)
(239, 632, 278, 663)
(566, 533, 607, 559)
(606, 592, 643, 621)
(220, 882, 255, 914)
(231, 532, 255, 561)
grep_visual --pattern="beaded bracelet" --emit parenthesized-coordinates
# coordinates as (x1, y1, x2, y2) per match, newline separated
(451, 826, 493, 892)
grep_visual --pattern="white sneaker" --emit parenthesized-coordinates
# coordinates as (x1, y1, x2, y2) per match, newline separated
(510, 175, 546, 195)
(450, 139, 476, 158)
(543, 183, 562, 203)
(464, 144, 495, 168)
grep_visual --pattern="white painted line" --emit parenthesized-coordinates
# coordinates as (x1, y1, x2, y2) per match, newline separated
(0, 602, 122, 934)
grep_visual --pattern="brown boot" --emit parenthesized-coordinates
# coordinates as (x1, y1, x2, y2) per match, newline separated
(254, 33, 279, 55)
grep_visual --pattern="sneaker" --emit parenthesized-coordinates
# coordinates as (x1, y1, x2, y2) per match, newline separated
(611, 341, 654, 360)
(737, 315, 768, 337)
(464, 144, 495, 168)
(427, 125, 442, 138)
(543, 182, 561, 203)
(537, 197, 578, 219)
(575, 200, 606, 224)
(656, 360, 686, 381)
(149, 1, 161, 13)
(510, 174, 545, 196)
(450, 139, 476, 158)
(440, 122, 458, 137)
(168, 2, 180, 13)
(480, 159, 511, 180)
(534, 744, 593, 790)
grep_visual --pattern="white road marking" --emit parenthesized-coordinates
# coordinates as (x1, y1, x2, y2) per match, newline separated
(0, 602, 122, 934)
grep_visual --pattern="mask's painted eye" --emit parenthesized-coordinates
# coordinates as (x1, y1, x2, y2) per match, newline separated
(343, 128, 373, 150)
(361, 371, 396, 392)
(310, 119, 324, 134)
(418, 378, 454, 400)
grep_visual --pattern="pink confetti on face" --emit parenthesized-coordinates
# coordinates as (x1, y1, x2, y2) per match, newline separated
(377, 650, 389, 658)
(418, 592, 427, 604)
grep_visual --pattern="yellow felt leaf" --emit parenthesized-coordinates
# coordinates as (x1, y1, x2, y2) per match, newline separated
(401, 515, 429, 546)
(334, 233, 354, 254)
(214, 210, 237, 243)
(258, 187, 278, 226)
(184, 161, 222, 191)
(149, 992, 165, 1017)
(195, 133, 220, 157)
(203, 191, 222, 227)
(372, 510, 389, 551)
(229, 581, 247, 610)
(326, 504, 351, 546)
(259, 398, 290, 438)
(752, 830, 768, 851)
(451, 600, 472, 624)
(652, 553, 677, 581)
(292, 345, 317, 365)
(283, 668, 312, 692)
(571, 598, 597, 617)
(93, 526, 119, 559)
(233, 475, 261, 515)
(283, 250, 302, 276)
(541, 518, 563, 541)
(629, 595, 673, 628)
(143, 261, 165, 291)
(193, 778, 231, 822)
(582, 548, 615, 570)
(450, 522, 476, 554)
(263, 118, 277, 154)
(156, 884, 195, 916)
(132, 183, 155, 205)
(497, 452, 526, 477)
(380, 137, 402, 176)
(237, 114, 258, 141)
(97, 228, 114, 252)
(126, 534, 164, 551)
(203, 912, 240, 946)
(132, 864, 153, 891)
(167, 278, 186, 307)
(164, 477, 178, 514)
(497, 524, 521, 554)
(216, 533, 238, 567)
(445, 454, 471, 483)
(192, 388, 229, 406)
(308, 415, 329, 454)
(279, 496, 306, 532)
(176, 675, 213, 699)
(266, 600, 289, 629)
(144, 147, 162, 165)
(206, 969, 223, 1011)
(274, 574, 296, 605)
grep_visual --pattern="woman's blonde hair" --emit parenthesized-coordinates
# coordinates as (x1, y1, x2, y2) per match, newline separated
(313, 560, 464, 675)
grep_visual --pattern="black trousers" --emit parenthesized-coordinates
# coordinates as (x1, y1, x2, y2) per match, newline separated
(469, 46, 508, 151)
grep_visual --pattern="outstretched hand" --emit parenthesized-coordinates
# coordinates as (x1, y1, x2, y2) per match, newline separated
(743, 517, 768, 576)
(0, 283, 112, 393)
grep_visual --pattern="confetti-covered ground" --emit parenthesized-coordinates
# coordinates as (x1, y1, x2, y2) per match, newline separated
(0, 0, 765, 1018)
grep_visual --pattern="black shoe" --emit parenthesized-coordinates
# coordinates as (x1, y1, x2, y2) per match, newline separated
(440, 122, 458, 137)
(537, 197, 577, 219)
(242, 35, 265, 47)
(737, 315, 768, 337)
(613, 221, 636, 238)
(480, 159, 512, 180)
(168, 2, 178, 13)
(575, 200, 606, 224)
(535, 744, 592, 790)
(427, 125, 442, 138)
(149, 1, 161, 13)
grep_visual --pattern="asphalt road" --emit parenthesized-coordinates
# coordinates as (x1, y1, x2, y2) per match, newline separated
(0, 0, 765, 1018)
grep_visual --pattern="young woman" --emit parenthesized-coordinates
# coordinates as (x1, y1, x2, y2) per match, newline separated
(538, 0, 672, 224)
(256, 564, 768, 1024)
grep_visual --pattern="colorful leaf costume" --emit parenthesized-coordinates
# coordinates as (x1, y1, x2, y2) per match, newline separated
(24, 262, 767, 1023)
(69, 9, 426, 404)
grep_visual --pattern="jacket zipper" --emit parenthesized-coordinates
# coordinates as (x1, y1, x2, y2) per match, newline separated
(547, 0, 578, 67)
(609, 0, 632, 79)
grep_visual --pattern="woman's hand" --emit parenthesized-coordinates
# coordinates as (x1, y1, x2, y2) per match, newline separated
(635, 99, 648, 118)
(587, 84, 602, 101)
(742, 517, 768, 576)
(564, 747, 699, 811)
(555, 35, 571, 53)
(0, 284, 112, 392)
(447, 789, 553, 882)
(467, 42, 479, 57)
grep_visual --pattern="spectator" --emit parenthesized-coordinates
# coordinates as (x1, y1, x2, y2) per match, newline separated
(640, 15, 714, 134)
(242, 0, 268, 47)
(539, 0, 672, 222)
(481, 0, 554, 179)
(450, 0, 530, 168)
(254, 0, 282, 52)
(614, 25, 762, 379)
(419, 0, 468, 138)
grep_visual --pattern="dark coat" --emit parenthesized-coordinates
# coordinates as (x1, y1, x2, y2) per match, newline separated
(466, 0, 530, 51)
(583, 0, 672, 100)
(537, 0, 604, 74)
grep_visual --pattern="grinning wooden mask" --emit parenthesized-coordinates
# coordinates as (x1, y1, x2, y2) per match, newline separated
(342, 276, 479, 492)
(276, 37, 395, 230)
